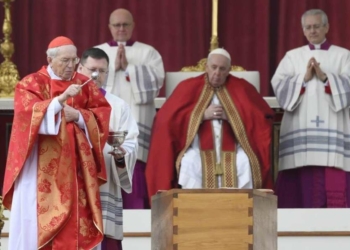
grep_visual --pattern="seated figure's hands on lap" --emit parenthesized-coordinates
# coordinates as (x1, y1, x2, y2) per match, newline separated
(203, 104, 226, 121)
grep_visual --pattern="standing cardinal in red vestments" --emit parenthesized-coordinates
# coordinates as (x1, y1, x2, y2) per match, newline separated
(146, 48, 274, 202)
(2, 36, 111, 249)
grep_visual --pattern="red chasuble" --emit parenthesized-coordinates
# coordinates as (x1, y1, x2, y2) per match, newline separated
(146, 74, 273, 200)
(3, 66, 111, 249)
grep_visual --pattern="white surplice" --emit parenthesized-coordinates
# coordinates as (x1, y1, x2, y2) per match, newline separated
(96, 42, 164, 163)
(98, 92, 139, 242)
(271, 44, 350, 171)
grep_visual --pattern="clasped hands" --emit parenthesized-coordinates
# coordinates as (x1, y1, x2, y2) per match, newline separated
(203, 104, 228, 121)
(115, 44, 128, 71)
(304, 57, 327, 83)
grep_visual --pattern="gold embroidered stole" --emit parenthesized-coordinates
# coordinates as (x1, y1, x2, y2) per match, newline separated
(175, 81, 214, 174)
(175, 78, 262, 188)
(217, 87, 262, 188)
(198, 120, 237, 188)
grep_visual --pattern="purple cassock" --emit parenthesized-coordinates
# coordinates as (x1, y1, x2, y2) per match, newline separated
(105, 40, 150, 209)
(122, 160, 150, 209)
(275, 40, 350, 208)
(101, 236, 122, 250)
(276, 166, 350, 208)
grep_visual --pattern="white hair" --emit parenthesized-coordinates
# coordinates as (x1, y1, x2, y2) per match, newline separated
(46, 47, 59, 57)
(46, 45, 77, 58)
(301, 9, 328, 27)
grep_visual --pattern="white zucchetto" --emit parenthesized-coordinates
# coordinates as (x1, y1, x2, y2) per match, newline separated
(208, 48, 231, 61)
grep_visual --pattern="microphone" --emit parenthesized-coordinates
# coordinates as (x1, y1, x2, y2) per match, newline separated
(80, 71, 99, 87)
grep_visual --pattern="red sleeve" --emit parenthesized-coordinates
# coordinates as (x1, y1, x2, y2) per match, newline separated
(146, 76, 205, 203)
(226, 79, 274, 189)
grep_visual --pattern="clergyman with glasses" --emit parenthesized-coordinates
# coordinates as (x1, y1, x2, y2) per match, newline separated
(78, 47, 139, 250)
(272, 9, 350, 208)
(95, 8, 164, 209)
(2, 36, 111, 249)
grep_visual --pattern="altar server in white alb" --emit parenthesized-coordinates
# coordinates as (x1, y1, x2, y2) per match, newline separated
(78, 48, 139, 250)
(272, 9, 350, 208)
(96, 8, 164, 209)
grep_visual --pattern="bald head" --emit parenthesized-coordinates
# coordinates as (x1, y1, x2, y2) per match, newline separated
(109, 8, 135, 42)
(109, 9, 133, 23)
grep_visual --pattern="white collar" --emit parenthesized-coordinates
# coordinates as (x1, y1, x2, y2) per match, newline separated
(47, 64, 72, 80)
(311, 39, 327, 49)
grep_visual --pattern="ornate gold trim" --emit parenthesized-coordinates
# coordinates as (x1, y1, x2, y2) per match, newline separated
(217, 87, 262, 188)
(222, 151, 237, 187)
(181, 58, 246, 72)
(0, 196, 8, 237)
(0, 0, 20, 97)
(180, 0, 246, 73)
(200, 150, 217, 188)
(175, 81, 214, 174)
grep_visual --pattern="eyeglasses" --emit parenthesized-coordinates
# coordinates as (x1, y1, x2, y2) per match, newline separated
(110, 23, 132, 29)
(58, 57, 80, 65)
(303, 24, 325, 31)
(82, 65, 109, 75)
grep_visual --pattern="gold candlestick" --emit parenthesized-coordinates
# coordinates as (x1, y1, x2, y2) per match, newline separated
(0, 0, 19, 97)
(181, 0, 245, 72)
(210, 0, 219, 52)
(0, 196, 8, 248)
